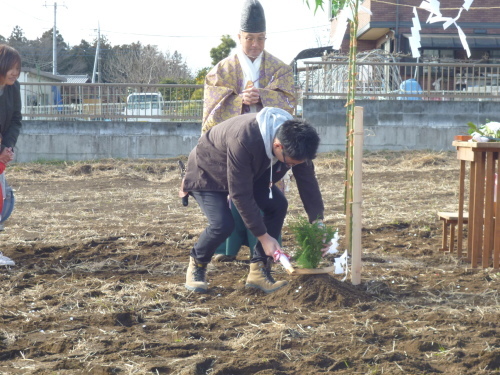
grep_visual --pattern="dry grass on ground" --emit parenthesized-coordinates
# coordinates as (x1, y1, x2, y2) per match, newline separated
(0, 151, 498, 375)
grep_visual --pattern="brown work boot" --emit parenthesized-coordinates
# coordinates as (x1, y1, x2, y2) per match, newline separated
(212, 254, 236, 263)
(185, 257, 208, 293)
(245, 259, 288, 294)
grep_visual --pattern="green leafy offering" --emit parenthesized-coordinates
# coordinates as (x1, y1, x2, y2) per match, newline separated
(290, 217, 337, 269)
(467, 120, 500, 139)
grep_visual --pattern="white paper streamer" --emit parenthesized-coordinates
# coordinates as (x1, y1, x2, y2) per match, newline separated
(409, 36, 421, 58)
(456, 24, 471, 57)
(334, 250, 349, 281)
(412, 7, 421, 30)
(420, 0, 442, 17)
(416, 0, 473, 58)
(330, 0, 372, 50)
(344, 3, 355, 22)
(326, 231, 340, 255)
(409, 7, 422, 58)
(331, 16, 348, 50)
(462, 0, 473, 11)
(330, 4, 349, 50)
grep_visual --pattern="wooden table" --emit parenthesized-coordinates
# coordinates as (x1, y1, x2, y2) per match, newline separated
(453, 141, 500, 269)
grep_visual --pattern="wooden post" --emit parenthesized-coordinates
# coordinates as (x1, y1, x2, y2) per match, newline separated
(484, 152, 495, 268)
(495, 161, 500, 269)
(471, 152, 486, 268)
(351, 106, 363, 285)
(457, 160, 466, 258)
(467, 161, 476, 262)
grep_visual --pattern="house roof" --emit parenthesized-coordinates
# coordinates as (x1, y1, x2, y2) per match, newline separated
(292, 46, 335, 63)
(21, 68, 66, 82)
(59, 75, 91, 83)
(20, 69, 91, 83)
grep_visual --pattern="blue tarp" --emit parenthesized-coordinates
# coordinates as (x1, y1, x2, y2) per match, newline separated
(52, 86, 63, 111)
(398, 79, 423, 100)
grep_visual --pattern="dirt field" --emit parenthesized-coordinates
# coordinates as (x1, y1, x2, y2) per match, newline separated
(0, 151, 499, 375)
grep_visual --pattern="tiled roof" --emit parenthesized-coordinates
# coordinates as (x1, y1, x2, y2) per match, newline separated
(59, 75, 91, 83)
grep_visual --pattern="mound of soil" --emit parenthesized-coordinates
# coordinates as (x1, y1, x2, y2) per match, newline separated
(272, 274, 370, 308)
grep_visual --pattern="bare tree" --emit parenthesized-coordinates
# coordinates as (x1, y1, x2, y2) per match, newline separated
(101, 43, 192, 84)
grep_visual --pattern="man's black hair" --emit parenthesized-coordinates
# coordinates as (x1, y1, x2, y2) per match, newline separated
(275, 119, 320, 161)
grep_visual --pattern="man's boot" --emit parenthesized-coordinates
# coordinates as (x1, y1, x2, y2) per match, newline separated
(212, 254, 236, 262)
(185, 257, 208, 293)
(245, 259, 288, 293)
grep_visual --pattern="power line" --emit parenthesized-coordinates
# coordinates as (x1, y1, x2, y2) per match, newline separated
(85, 24, 331, 39)
(6, 5, 51, 24)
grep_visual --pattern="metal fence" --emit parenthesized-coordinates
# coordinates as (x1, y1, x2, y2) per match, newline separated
(20, 62, 500, 122)
(20, 83, 204, 121)
(300, 60, 500, 101)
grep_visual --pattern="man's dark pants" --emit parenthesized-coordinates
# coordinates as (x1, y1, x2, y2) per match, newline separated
(190, 168, 287, 264)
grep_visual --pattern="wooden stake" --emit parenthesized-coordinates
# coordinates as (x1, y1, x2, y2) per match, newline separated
(351, 106, 363, 285)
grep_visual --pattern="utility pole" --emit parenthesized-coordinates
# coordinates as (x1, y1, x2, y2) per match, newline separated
(92, 23, 101, 83)
(52, 2, 57, 74)
(44, 2, 66, 75)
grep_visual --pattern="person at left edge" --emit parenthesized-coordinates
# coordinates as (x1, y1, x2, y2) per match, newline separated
(0, 44, 21, 266)
(0, 44, 22, 152)
(182, 107, 325, 294)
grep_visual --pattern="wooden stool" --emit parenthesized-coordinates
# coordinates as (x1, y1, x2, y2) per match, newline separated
(437, 212, 468, 253)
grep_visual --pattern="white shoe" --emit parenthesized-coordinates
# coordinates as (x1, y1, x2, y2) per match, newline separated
(0, 252, 15, 266)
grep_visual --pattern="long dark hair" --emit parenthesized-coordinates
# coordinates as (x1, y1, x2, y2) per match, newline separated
(0, 44, 21, 78)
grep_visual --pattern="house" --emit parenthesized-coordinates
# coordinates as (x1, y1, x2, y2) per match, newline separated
(58, 74, 91, 105)
(331, 0, 500, 62)
(18, 70, 93, 119)
(18, 68, 65, 109)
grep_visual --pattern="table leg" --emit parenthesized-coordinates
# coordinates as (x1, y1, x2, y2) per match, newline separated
(457, 160, 466, 258)
(449, 222, 455, 253)
(495, 162, 500, 269)
(483, 152, 495, 268)
(468, 161, 476, 263)
(441, 219, 448, 251)
(471, 152, 486, 268)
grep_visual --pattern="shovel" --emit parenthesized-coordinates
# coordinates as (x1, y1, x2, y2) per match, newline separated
(178, 160, 189, 207)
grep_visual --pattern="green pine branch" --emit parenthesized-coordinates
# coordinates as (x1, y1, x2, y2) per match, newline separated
(290, 217, 337, 269)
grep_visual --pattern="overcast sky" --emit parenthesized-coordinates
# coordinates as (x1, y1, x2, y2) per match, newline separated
(1, 0, 332, 72)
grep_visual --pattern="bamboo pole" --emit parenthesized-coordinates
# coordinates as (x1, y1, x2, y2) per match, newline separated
(344, 0, 359, 254)
(351, 106, 363, 285)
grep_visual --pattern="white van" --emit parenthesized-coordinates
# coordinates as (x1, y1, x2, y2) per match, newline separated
(124, 92, 165, 122)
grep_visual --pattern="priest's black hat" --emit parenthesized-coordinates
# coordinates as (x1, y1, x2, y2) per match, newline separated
(240, 0, 266, 33)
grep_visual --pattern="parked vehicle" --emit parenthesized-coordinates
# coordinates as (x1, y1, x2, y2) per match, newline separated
(123, 92, 165, 122)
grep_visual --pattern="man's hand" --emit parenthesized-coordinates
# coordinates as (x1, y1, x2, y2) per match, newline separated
(0, 147, 14, 165)
(321, 241, 332, 257)
(257, 232, 281, 258)
(241, 86, 261, 105)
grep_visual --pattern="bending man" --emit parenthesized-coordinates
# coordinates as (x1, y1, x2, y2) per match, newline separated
(201, 0, 297, 261)
(182, 107, 325, 294)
